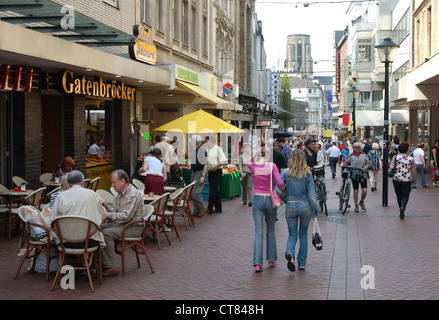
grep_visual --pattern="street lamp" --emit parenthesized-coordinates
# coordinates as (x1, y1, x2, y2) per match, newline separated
(375, 37, 399, 207)
(348, 86, 359, 142)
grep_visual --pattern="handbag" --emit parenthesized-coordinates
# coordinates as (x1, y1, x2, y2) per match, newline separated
(270, 163, 283, 208)
(388, 156, 396, 177)
(312, 218, 323, 251)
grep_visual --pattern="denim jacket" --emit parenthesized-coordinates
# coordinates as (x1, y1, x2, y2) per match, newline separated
(280, 169, 318, 216)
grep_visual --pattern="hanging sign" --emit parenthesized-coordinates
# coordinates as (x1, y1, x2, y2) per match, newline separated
(129, 25, 157, 65)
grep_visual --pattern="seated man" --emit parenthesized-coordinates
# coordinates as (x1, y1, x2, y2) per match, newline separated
(100, 170, 145, 277)
(51, 170, 108, 248)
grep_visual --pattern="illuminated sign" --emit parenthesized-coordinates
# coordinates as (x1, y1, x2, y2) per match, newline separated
(1, 64, 34, 92)
(59, 70, 135, 101)
(129, 25, 157, 65)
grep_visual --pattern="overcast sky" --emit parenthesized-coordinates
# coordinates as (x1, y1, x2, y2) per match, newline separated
(255, 0, 350, 76)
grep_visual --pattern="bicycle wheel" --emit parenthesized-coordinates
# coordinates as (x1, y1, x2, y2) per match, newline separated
(341, 181, 351, 215)
(320, 183, 328, 216)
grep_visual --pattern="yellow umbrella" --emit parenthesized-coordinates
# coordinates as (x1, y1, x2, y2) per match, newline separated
(154, 109, 244, 134)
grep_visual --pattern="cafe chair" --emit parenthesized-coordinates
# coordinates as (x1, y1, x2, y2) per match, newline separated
(50, 215, 103, 293)
(114, 204, 155, 276)
(12, 176, 40, 190)
(169, 181, 196, 231)
(8, 187, 47, 240)
(82, 179, 91, 189)
(110, 187, 117, 197)
(164, 188, 184, 242)
(132, 179, 145, 190)
(14, 207, 57, 282)
(39, 173, 53, 186)
(96, 189, 115, 205)
(149, 193, 171, 250)
(89, 177, 100, 191)
(45, 186, 61, 204)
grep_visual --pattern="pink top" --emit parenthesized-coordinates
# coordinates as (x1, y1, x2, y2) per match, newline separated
(247, 162, 284, 194)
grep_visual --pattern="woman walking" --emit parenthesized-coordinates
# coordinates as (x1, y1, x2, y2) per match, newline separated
(239, 143, 253, 206)
(390, 141, 415, 219)
(281, 149, 318, 271)
(367, 143, 381, 191)
(247, 146, 285, 272)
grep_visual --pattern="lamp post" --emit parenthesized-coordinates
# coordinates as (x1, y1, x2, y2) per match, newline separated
(375, 38, 400, 207)
(348, 86, 359, 142)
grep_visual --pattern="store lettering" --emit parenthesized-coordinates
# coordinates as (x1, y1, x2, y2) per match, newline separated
(0, 64, 34, 92)
(60, 70, 135, 100)
(129, 24, 157, 65)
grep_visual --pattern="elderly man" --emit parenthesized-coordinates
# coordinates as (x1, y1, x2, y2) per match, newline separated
(100, 170, 145, 277)
(342, 142, 371, 213)
(52, 170, 107, 248)
(155, 133, 181, 186)
(206, 135, 228, 214)
(190, 135, 208, 217)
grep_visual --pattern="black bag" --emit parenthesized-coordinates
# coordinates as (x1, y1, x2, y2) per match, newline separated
(312, 218, 323, 251)
(388, 168, 396, 178)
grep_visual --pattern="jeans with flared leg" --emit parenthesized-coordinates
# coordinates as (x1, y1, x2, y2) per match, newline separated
(252, 195, 277, 266)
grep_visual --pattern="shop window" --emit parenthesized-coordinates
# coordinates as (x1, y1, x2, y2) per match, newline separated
(85, 99, 113, 168)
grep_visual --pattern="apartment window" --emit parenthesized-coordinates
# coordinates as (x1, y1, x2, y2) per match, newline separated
(191, 5, 197, 51)
(157, 0, 163, 32)
(142, 0, 152, 26)
(393, 61, 409, 82)
(183, 0, 189, 46)
(427, 6, 432, 58)
(173, 0, 179, 41)
(103, 0, 119, 8)
(357, 39, 371, 62)
(393, 9, 409, 45)
(415, 18, 421, 65)
(359, 91, 371, 105)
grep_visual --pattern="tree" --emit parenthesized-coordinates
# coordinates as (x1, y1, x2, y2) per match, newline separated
(278, 73, 295, 130)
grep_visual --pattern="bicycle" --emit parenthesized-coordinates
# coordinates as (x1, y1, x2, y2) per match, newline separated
(336, 165, 355, 215)
(312, 165, 328, 216)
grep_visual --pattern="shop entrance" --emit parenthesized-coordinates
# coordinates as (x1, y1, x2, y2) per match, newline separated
(41, 95, 62, 174)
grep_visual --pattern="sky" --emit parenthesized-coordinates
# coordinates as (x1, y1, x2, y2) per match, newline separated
(255, 0, 351, 76)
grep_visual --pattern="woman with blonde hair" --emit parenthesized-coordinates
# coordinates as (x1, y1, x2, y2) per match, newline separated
(280, 149, 318, 272)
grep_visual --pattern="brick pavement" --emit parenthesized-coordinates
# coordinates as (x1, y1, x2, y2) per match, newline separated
(1, 166, 439, 302)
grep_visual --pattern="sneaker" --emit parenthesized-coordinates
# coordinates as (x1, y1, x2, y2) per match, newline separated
(254, 265, 263, 272)
(285, 252, 295, 272)
(359, 201, 366, 210)
(422, 184, 429, 188)
(354, 205, 359, 213)
(298, 266, 306, 270)
(399, 207, 405, 219)
(433, 182, 438, 186)
(268, 261, 276, 267)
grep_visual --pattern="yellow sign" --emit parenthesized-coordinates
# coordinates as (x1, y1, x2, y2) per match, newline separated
(60, 70, 136, 100)
(129, 25, 157, 65)
(323, 129, 332, 137)
(85, 164, 114, 190)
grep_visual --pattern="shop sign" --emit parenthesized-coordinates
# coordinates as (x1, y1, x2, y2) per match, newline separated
(59, 70, 136, 101)
(1, 64, 34, 92)
(129, 25, 157, 65)
(176, 65, 198, 85)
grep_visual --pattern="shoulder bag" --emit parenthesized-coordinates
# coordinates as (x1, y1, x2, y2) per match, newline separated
(312, 218, 323, 251)
(269, 163, 283, 208)
(388, 156, 396, 178)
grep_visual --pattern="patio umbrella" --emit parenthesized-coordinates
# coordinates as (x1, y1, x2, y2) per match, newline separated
(154, 109, 244, 134)
(273, 130, 292, 138)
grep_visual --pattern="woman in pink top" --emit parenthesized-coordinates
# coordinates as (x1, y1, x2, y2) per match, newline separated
(247, 146, 285, 272)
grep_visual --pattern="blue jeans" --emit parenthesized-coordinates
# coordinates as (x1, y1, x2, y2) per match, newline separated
(412, 164, 426, 187)
(252, 195, 277, 266)
(285, 201, 312, 267)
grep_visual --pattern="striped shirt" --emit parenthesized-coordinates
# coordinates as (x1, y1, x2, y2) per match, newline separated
(108, 184, 145, 225)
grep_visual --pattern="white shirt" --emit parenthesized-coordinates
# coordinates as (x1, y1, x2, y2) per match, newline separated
(413, 148, 425, 165)
(144, 155, 164, 176)
(326, 145, 341, 158)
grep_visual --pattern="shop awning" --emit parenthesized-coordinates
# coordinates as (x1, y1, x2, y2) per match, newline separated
(176, 80, 235, 111)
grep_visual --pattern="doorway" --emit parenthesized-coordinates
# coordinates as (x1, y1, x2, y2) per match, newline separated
(41, 95, 62, 174)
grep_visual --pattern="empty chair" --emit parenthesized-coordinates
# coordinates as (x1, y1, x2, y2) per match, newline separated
(89, 177, 100, 191)
(96, 189, 115, 205)
(114, 204, 155, 276)
(14, 207, 57, 282)
(50, 215, 103, 292)
(132, 179, 145, 191)
(39, 173, 53, 186)
(149, 193, 171, 249)
(12, 176, 40, 190)
(163, 188, 184, 242)
(168, 181, 196, 231)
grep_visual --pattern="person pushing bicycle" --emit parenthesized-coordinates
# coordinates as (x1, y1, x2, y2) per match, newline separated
(341, 142, 371, 213)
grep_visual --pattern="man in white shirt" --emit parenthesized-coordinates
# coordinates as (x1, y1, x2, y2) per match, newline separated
(206, 135, 228, 214)
(411, 142, 428, 188)
(325, 141, 342, 178)
(154, 134, 181, 186)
